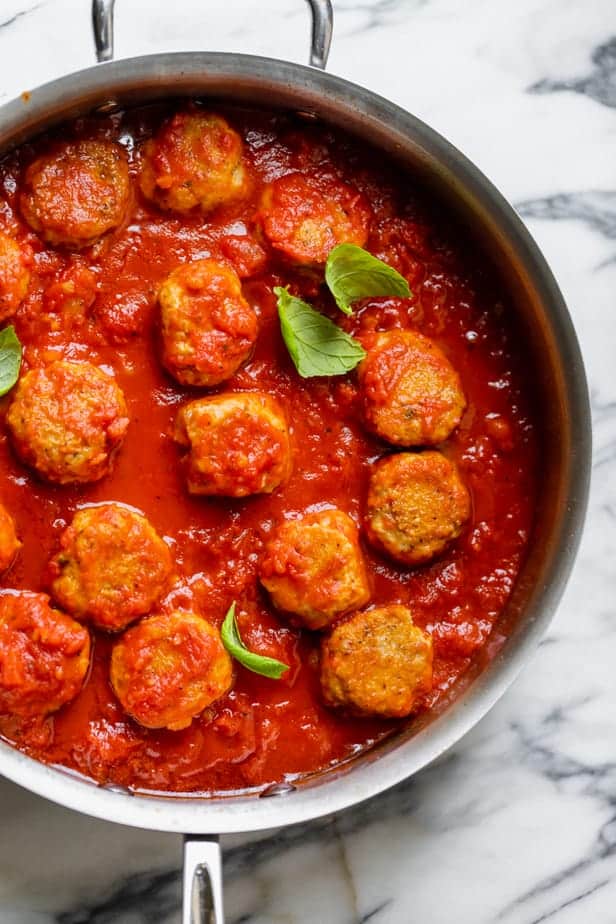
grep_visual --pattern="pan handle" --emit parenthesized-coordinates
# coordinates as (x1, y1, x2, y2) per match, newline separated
(183, 835, 225, 924)
(92, 0, 333, 68)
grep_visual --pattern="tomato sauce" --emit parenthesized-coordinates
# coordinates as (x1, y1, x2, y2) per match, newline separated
(0, 105, 538, 794)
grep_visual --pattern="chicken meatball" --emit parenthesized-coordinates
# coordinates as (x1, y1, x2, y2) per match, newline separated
(0, 504, 21, 573)
(0, 231, 30, 321)
(6, 361, 129, 485)
(159, 259, 257, 387)
(365, 451, 470, 566)
(110, 611, 233, 730)
(259, 509, 370, 630)
(174, 393, 291, 497)
(320, 605, 433, 718)
(48, 504, 172, 632)
(139, 110, 248, 214)
(260, 172, 372, 266)
(0, 591, 90, 718)
(358, 330, 466, 446)
(20, 140, 130, 248)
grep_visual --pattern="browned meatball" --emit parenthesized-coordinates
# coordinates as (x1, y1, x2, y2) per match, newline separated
(365, 451, 470, 566)
(0, 504, 21, 573)
(0, 591, 90, 718)
(6, 361, 129, 485)
(139, 110, 249, 214)
(110, 611, 233, 730)
(320, 605, 433, 718)
(159, 259, 258, 386)
(20, 140, 130, 248)
(260, 171, 372, 266)
(358, 330, 466, 446)
(0, 231, 30, 321)
(174, 393, 291, 497)
(259, 509, 370, 630)
(48, 504, 172, 632)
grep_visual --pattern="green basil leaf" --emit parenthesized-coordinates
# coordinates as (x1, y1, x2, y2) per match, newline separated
(0, 325, 22, 397)
(275, 286, 366, 378)
(221, 602, 289, 680)
(325, 243, 411, 315)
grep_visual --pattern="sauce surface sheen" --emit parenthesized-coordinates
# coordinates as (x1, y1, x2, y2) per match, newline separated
(0, 105, 538, 794)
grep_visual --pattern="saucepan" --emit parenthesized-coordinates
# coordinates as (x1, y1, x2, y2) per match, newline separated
(0, 1, 591, 920)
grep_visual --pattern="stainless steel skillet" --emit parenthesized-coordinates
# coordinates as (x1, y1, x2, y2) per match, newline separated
(0, 1, 591, 920)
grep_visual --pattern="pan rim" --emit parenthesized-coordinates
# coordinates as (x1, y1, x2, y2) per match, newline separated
(0, 51, 591, 834)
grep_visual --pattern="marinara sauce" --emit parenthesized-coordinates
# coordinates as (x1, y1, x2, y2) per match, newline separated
(0, 105, 538, 794)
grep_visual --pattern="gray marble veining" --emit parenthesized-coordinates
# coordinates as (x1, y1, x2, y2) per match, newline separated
(530, 36, 616, 110)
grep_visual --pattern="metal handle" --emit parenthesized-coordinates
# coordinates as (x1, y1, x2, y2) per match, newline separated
(307, 0, 333, 68)
(92, 0, 333, 68)
(183, 836, 225, 924)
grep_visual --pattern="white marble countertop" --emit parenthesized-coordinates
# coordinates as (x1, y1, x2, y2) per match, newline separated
(0, 1, 613, 921)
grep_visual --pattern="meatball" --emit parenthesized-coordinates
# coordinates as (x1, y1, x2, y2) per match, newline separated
(0, 231, 30, 321)
(110, 611, 233, 730)
(6, 360, 129, 485)
(259, 509, 370, 630)
(0, 591, 90, 718)
(259, 172, 372, 266)
(365, 451, 470, 566)
(49, 504, 172, 632)
(159, 259, 258, 387)
(0, 504, 21, 573)
(20, 140, 130, 248)
(174, 393, 291, 497)
(320, 605, 433, 718)
(358, 330, 466, 446)
(139, 110, 248, 214)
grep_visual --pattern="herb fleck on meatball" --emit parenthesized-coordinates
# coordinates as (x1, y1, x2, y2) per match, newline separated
(49, 504, 172, 632)
(20, 140, 130, 248)
(174, 393, 291, 497)
(259, 171, 371, 266)
(6, 361, 129, 485)
(260, 508, 370, 630)
(159, 259, 257, 387)
(110, 611, 233, 731)
(321, 605, 433, 718)
(358, 329, 466, 446)
(365, 451, 470, 566)
(139, 110, 249, 214)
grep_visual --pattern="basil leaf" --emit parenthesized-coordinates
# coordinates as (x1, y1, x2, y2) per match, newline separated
(275, 286, 366, 378)
(325, 243, 411, 315)
(221, 602, 289, 680)
(0, 326, 22, 397)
